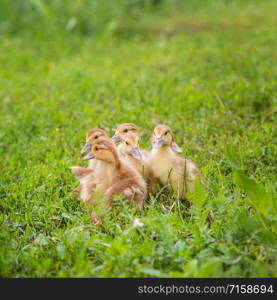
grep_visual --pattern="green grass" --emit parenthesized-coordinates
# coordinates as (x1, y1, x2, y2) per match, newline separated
(0, 0, 276, 277)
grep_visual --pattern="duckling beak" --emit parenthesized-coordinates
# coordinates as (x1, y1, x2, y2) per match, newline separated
(111, 134, 122, 143)
(153, 137, 164, 148)
(83, 152, 95, 160)
(81, 142, 92, 154)
(130, 147, 142, 160)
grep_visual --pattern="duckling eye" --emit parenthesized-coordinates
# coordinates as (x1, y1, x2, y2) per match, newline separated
(95, 135, 98, 139)
(123, 129, 128, 133)
(125, 142, 129, 145)
(95, 147, 99, 151)
(165, 131, 169, 135)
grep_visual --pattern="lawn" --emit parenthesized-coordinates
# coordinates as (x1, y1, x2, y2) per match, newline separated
(0, 0, 276, 277)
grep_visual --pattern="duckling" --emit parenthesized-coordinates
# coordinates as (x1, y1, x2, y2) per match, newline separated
(113, 126, 156, 194)
(71, 129, 108, 202)
(80, 128, 108, 169)
(148, 124, 203, 199)
(71, 134, 114, 205)
(111, 123, 140, 143)
(84, 138, 147, 209)
(112, 122, 150, 166)
(116, 133, 145, 175)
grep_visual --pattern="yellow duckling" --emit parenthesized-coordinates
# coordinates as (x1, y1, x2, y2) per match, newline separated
(148, 124, 203, 199)
(112, 124, 155, 193)
(84, 137, 147, 209)
(111, 123, 140, 143)
(116, 133, 145, 175)
(112, 122, 150, 163)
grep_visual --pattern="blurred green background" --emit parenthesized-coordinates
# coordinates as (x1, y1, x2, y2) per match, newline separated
(1, 0, 275, 37)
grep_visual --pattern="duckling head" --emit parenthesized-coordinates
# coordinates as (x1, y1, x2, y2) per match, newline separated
(152, 124, 183, 153)
(81, 128, 108, 154)
(120, 133, 142, 160)
(83, 138, 119, 165)
(111, 123, 139, 143)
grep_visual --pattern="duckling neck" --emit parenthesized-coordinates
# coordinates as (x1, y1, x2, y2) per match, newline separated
(152, 145, 175, 158)
(110, 148, 121, 170)
(115, 159, 121, 170)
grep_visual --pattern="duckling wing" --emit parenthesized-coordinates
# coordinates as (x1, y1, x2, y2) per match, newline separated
(104, 164, 147, 208)
(70, 166, 93, 180)
(70, 167, 96, 203)
(172, 157, 202, 182)
(104, 181, 146, 209)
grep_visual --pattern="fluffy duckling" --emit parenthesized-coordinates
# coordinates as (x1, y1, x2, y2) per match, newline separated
(71, 129, 108, 203)
(116, 133, 145, 175)
(112, 126, 155, 193)
(112, 122, 150, 163)
(80, 128, 108, 169)
(84, 138, 147, 209)
(72, 134, 113, 205)
(111, 123, 140, 143)
(148, 125, 203, 199)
